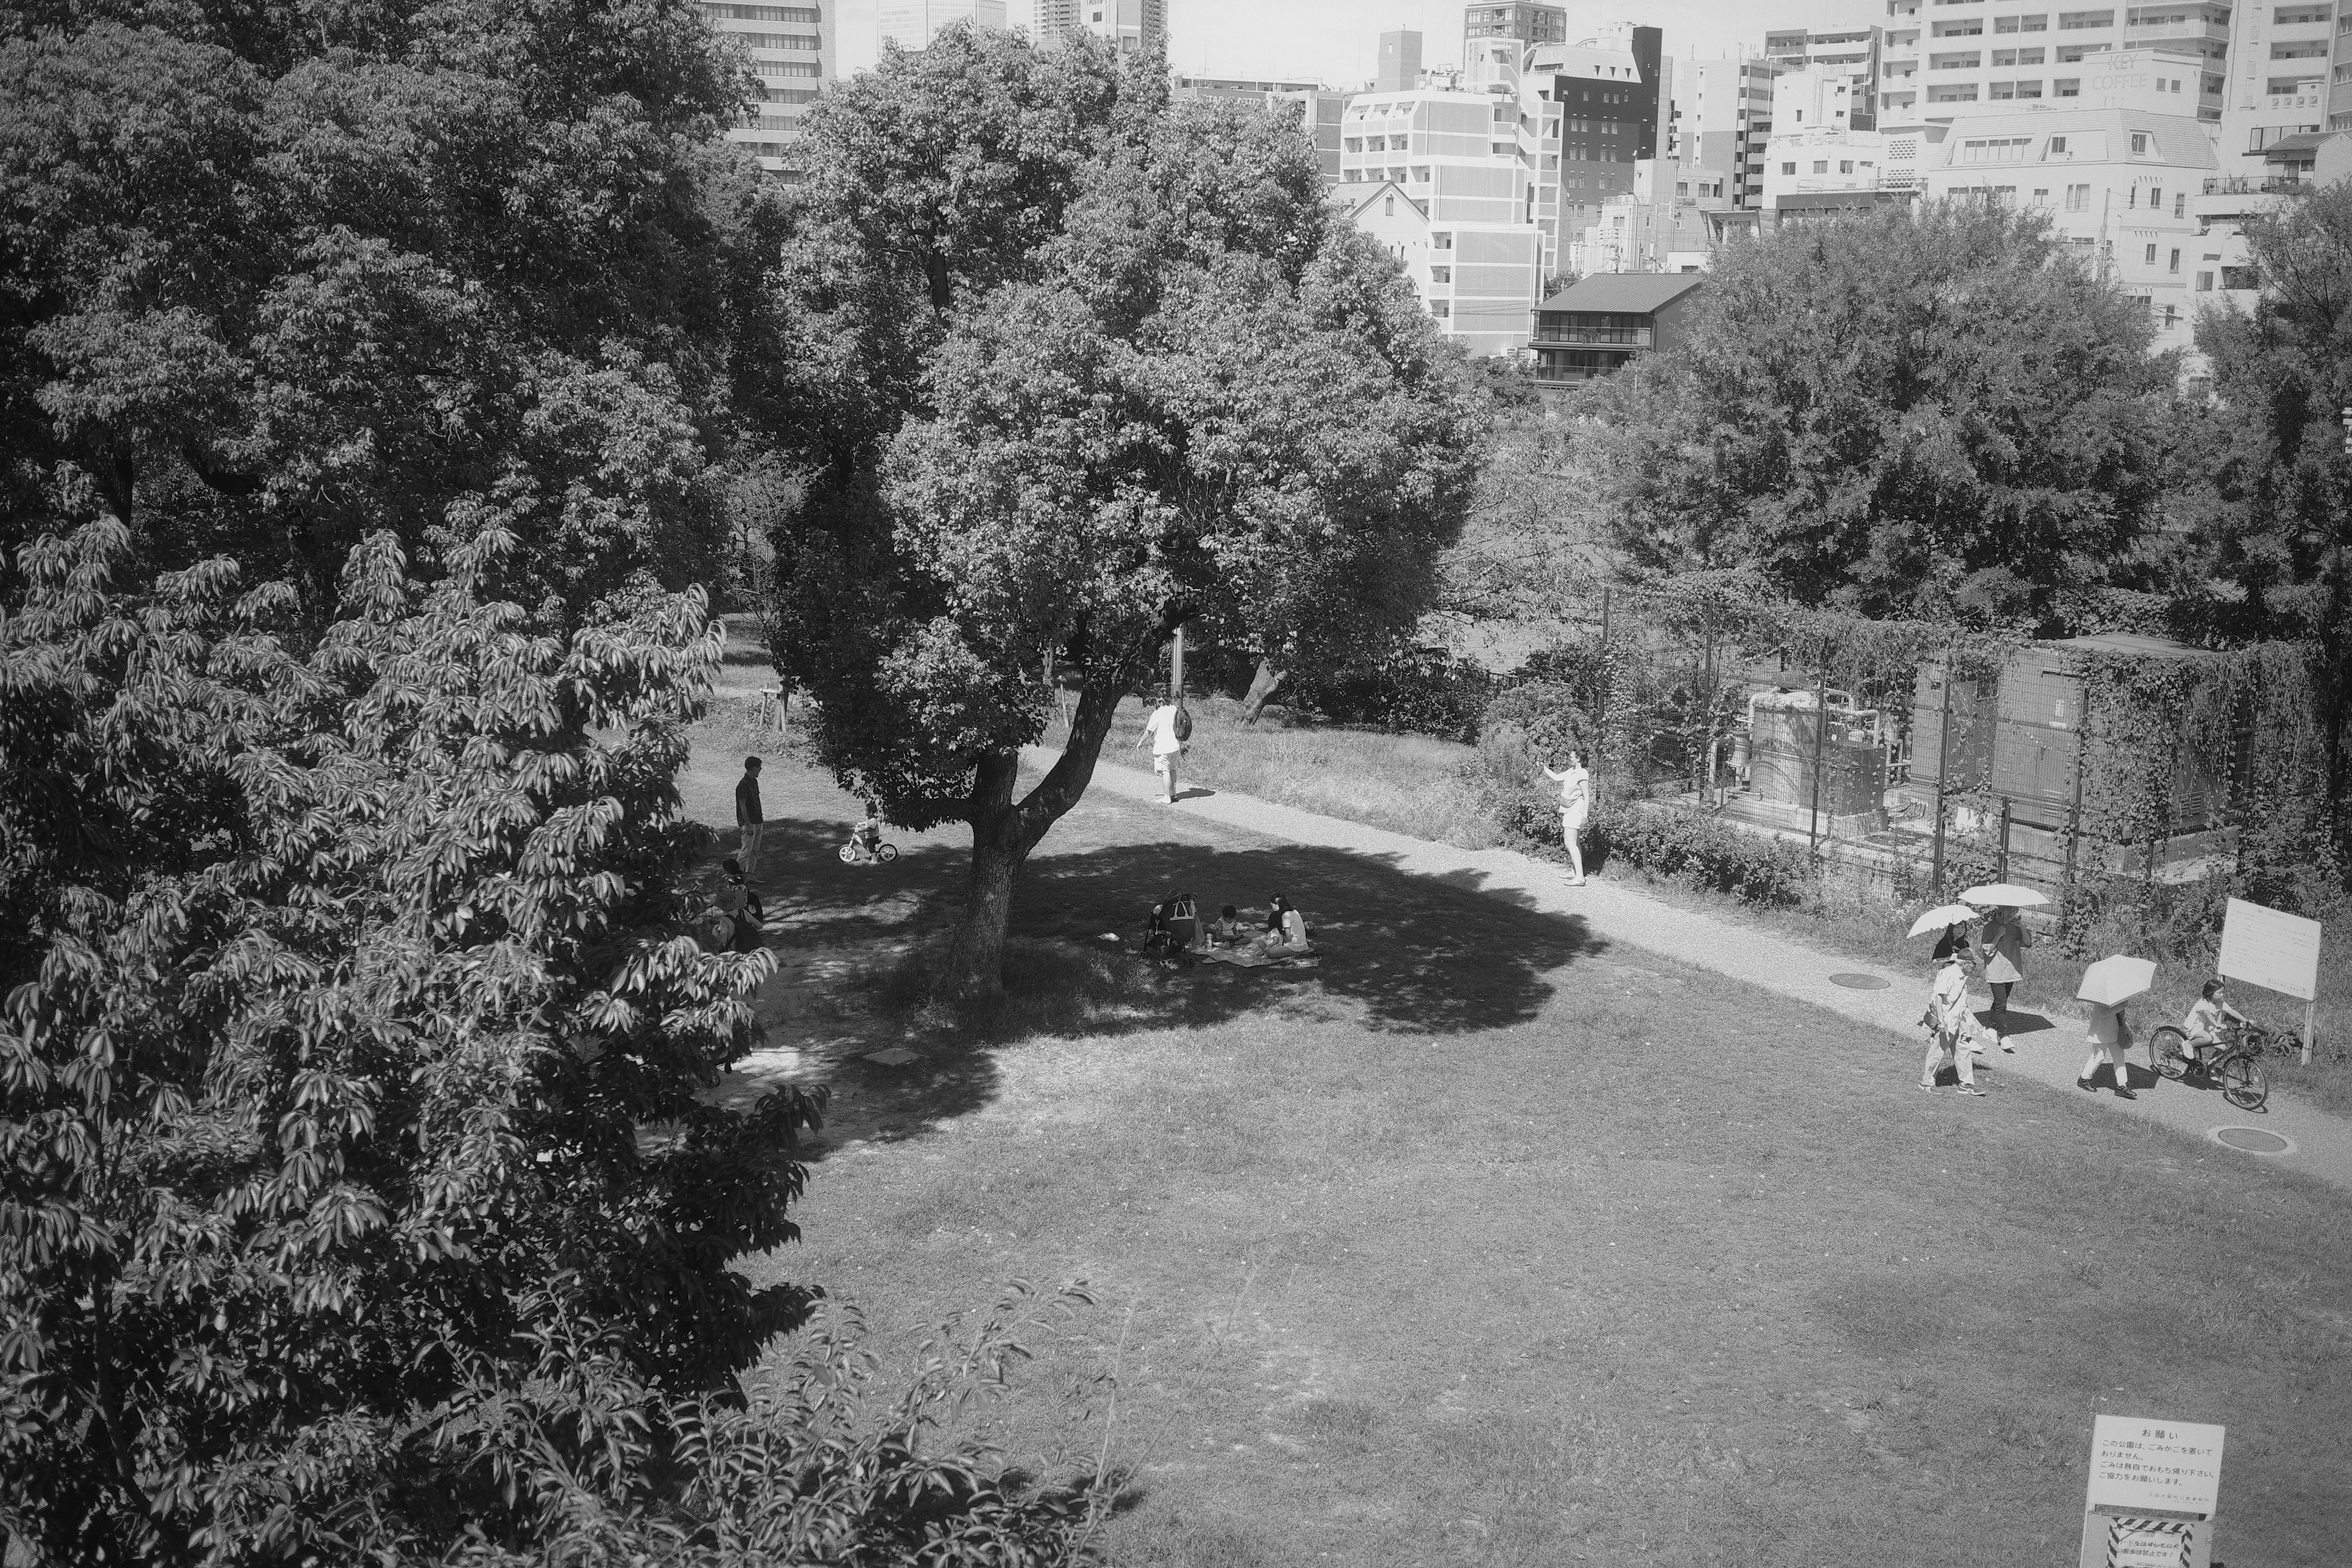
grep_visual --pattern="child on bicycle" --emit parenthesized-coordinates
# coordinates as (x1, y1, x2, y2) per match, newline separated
(2180, 979, 2251, 1076)
(848, 805, 883, 862)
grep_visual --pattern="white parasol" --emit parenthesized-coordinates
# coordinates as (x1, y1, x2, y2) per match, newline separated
(2076, 955, 2158, 1009)
(1907, 903, 1981, 939)
(1961, 883, 2049, 908)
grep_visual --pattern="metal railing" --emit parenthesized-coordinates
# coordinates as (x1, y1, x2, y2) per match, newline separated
(1531, 327, 1652, 345)
(2201, 175, 2306, 194)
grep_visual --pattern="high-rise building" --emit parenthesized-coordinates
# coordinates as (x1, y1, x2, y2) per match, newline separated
(1376, 29, 1423, 93)
(878, 0, 1006, 51)
(1524, 25, 1668, 233)
(2215, 0, 2348, 172)
(1764, 25, 1883, 129)
(1463, 2, 1568, 55)
(706, 1, 835, 170)
(1876, 0, 2220, 126)
(1173, 76, 1347, 181)
(1758, 64, 1887, 206)
(1674, 57, 1787, 209)
(1036, 0, 1168, 56)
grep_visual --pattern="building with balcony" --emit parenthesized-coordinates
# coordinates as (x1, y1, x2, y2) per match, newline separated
(2215, 0, 2350, 176)
(1464, 2, 1569, 54)
(1877, 0, 2225, 125)
(1920, 108, 2215, 351)
(877, 0, 1003, 51)
(1174, 76, 1346, 181)
(1528, 273, 1706, 386)
(1672, 57, 1789, 208)
(1036, 0, 1167, 56)
(1766, 24, 1885, 129)
(1525, 24, 1671, 233)
(705, 1, 834, 170)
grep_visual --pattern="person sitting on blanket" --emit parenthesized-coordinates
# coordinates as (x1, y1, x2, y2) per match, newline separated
(1207, 904, 1246, 947)
(1262, 894, 1311, 954)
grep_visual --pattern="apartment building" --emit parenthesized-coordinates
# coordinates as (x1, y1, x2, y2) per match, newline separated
(1765, 25, 1885, 127)
(1527, 273, 1706, 386)
(1036, 0, 1167, 55)
(705, 1, 834, 168)
(1672, 58, 1787, 208)
(2214, 0, 2351, 175)
(877, 0, 1003, 50)
(1880, 0, 2223, 123)
(1464, 3, 1569, 54)
(1920, 109, 2214, 349)
(1524, 24, 1671, 232)
(1173, 76, 1347, 181)
(1337, 93, 1544, 355)
(1762, 68, 1891, 204)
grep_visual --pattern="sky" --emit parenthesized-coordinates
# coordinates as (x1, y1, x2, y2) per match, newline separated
(832, 0, 1888, 86)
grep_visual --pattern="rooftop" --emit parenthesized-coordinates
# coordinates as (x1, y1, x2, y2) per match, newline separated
(1536, 273, 1708, 313)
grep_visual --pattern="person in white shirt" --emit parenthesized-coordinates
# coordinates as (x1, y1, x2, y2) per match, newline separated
(1920, 951, 1987, 1095)
(1136, 700, 1184, 804)
(1540, 750, 1592, 886)
(2180, 978, 2250, 1076)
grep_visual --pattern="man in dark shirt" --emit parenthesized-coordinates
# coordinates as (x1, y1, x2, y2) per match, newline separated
(735, 756, 764, 876)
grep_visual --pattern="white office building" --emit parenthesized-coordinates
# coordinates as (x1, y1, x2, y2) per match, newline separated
(878, 0, 1005, 51)
(1674, 57, 1789, 208)
(706, 1, 835, 169)
(1879, 0, 2224, 123)
(2214, 0, 2352, 177)
(1173, 76, 1347, 182)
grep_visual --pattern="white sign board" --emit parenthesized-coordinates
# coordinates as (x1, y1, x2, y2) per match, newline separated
(2078, 1416, 2224, 1568)
(2216, 898, 2322, 1002)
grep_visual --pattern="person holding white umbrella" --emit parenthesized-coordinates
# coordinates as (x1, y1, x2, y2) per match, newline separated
(2075, 954, 2155, 1099)
(1962, 884, 2045, 1054)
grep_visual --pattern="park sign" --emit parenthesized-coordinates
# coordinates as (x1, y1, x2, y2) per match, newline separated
(2216, 898, 2320, 1002)
(2078, 1415, 2224, 1568)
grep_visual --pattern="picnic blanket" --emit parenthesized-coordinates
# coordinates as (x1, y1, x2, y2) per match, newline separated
(1196, 943, 1318, 970)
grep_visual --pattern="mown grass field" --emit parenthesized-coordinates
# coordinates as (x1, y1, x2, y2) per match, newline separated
(689, 651, 2352, 1567)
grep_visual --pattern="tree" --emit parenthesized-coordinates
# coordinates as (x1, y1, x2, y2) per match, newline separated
(769, 84, 1481, 995)
(1578, 201, 2179, 627)
(0, 521, 820, 1559)
(2180, 180, 2352, 852)
(0, 1, 768, 619)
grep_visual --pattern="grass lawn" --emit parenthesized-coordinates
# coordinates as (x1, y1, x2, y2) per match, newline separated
(689, 668, 2352, 1567)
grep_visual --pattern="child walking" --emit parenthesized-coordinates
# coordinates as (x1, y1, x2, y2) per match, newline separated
(2076, 1000, 2138, 1099)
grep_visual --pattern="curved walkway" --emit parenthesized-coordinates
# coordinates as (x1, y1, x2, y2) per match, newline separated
(1028, 746, 2352, 1193)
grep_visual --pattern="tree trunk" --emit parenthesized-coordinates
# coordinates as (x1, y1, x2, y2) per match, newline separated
(1239, 657, 1287, 723)
(937, 676, 1133, 999)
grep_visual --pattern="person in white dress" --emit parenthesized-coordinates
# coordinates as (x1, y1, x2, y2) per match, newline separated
(1920, 950, 1987, 1095)
(1136, 701, 1184, 803)
(1541, 750, 1592, 885)
(1978, 905, 2030, 1052)
(2076, 1000, 2138, 1099)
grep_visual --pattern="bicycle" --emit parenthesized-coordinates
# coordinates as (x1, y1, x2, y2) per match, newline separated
(2148, 1016, 2297, 1112)
(838, 838, 899, 865)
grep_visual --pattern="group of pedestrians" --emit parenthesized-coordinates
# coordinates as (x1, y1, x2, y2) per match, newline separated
(1918, 905, 2034, 1096)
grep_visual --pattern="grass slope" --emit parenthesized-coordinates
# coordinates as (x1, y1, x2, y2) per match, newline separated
(689, 687, 2351, 1568)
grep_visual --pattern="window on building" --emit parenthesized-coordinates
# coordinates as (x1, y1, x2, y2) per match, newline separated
(2054, 77, 2081, 94)
(2168, 248, 2181, 272)
(1840, 159, 1856, 173)
(2271, 40, 2329, 58)
(2131, 132, 2148, 153)
(2266, 77, 2320, 92)
(1813, 159, 1830, 173)
(1782, 160, 1798, 173)
(2163, 304, 2179, 327)
(2174, 193, 2185, 217)
(2275, 3, 2330, 20)
(1432, 232, 1452, 250)
(2065, 183, 2090, 210)
(2220, 265, 2258, 288)
(1430, 300, 1450, 318)
(2195, 270, 2214, 290)
(2149, 184, 2162, 206)
(2144, 243, 2158, 263)
(2018, 46, 2046, 62)
(1430, 266, 1451, 282)
(2034, 186, 2051, 201)
(1384, 197, 1395, 216)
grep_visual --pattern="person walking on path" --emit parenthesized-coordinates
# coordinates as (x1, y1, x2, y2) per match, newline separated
(2076, 1000, 2139, 1099)
(735, 756, 765, 876)
(1542, 750, 1593, 886)
(1921, 949, 1988, 1095)
(1137, 700, 1185, 804)
(1979, 906, 2030, 1052)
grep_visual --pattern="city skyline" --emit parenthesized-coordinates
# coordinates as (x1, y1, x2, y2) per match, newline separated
(830, 0, 1883, 83)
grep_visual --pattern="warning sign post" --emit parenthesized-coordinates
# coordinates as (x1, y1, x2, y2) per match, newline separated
(2078, 1415, 2224, 1568)
(2215, 897, 2323, 1064)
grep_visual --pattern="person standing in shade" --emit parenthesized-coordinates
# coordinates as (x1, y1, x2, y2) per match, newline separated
(1979, 905, 2030, 1052)
(1920, 948, 1987, 1096)
(734, 756, 765, 876)
(1136, 699, 1184, 804)
(1542, 750, 1592, 885)
(2076, 999, 2138, 1099)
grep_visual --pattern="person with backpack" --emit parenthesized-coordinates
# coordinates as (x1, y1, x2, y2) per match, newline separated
(704, 858, 766, 954)
(1136, 697, 1189, 804)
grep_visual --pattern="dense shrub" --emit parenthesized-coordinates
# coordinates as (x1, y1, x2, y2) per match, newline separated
(1286, 646, 1493, 743)
(1587, 805, 1817, 907)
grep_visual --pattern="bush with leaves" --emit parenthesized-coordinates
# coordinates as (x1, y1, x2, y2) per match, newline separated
(1586, 805, 1817, 908)
(0, 521, 827, 1559)
(1284, 644, 1493, 744)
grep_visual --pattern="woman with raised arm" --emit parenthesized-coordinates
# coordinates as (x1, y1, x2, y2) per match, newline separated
(1541, 749, 1592, 886)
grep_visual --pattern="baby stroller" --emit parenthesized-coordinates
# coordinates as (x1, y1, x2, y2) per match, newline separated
(1141, 892, 1200, 959)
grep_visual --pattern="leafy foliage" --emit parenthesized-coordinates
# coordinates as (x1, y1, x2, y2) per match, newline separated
(0, 0, 770, 618)
(766, 42, 1482, 991)
(0, 521, 820, 1559)
(1577, 202, 2177, 627)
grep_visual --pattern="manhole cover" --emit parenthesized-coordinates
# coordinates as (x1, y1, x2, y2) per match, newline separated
(864, 1047, 919, 1067)
(1829, 973, 1890, 990)
(2209, 1126, 2293, 1156)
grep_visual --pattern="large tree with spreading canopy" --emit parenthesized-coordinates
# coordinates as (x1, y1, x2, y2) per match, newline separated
(765, 37, 1482, 995)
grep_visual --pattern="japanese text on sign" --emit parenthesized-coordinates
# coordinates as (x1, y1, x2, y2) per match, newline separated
(2086, 1415, 2225, 1517)
(2216, 898, 2321, 1003)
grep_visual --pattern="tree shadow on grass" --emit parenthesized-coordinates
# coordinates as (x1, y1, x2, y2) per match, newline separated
(712, 815, 1609, 1153)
